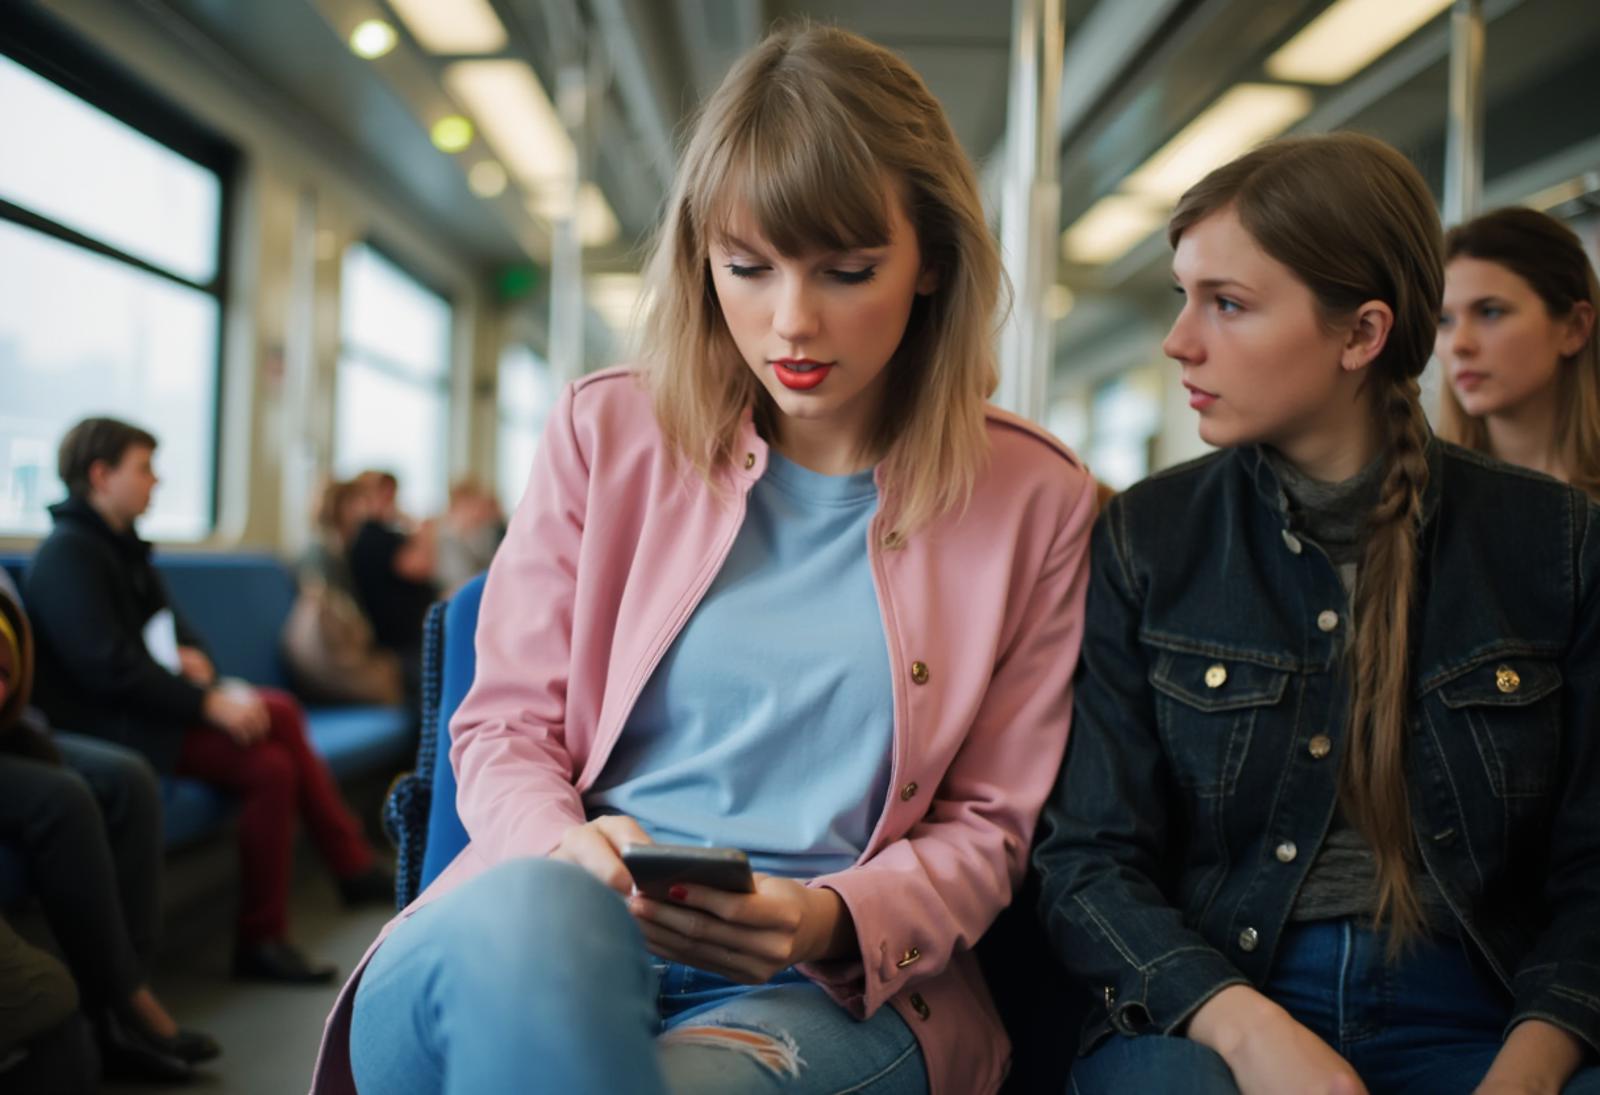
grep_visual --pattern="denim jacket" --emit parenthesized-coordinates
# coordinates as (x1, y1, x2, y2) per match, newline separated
(1033, 438, 1600, 1057)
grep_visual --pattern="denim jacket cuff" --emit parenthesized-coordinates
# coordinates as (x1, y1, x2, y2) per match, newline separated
(1104, 945, 1250, 1037)
(1510, 964, 1600, 1057)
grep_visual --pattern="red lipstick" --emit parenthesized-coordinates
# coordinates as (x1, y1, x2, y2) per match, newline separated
(772, 358, 834, 391)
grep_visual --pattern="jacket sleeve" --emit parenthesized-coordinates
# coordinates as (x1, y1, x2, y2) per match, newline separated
(1031, 497, 1248, 1039)
(447, 380, 589, 863)
(26, 534, 207, 729)
(798, 465, 1098, 1018)
(1507, 493, 1600, 1054)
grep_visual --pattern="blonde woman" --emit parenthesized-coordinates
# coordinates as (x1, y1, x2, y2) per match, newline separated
(1437, 207, 1600, 498)
(311, 24, 1096, 1095)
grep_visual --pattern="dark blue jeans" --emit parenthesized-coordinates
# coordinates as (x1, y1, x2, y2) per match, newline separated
(1071, 920, 1600, 1094)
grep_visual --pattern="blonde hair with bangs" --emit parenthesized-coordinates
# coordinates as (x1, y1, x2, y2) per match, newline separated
(636, 23, 1000, 537)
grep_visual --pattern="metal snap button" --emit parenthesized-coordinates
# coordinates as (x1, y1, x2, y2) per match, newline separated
(1308, 735, 1332, 760)
(899, 782, 919, 802)
(910, 661, 929, 685)
(1275, 841, 1298, 863)
(1204, 664, 1227, 689)
(744, 452, 756, 469)
(1237, 926, 1259, 952)
(897, 947, 921, 969)
(1495, 665, 1521, 694)
(1316, 610, 1339, 633)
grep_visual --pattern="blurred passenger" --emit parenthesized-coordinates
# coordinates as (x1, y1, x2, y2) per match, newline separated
(1436, 207, 1600, 498)
(1035, 135, 1600, 1094)
(432, 478, 504, 594)
(0, 916, 95, 1094)
(355, 469, 405, 529)
(323, 25, 1095, 1095)
(24, 418, 392, 987)
(284, 480, 403, 706)
(2, 569, 217, 1081)
(347, 473, 438, 695)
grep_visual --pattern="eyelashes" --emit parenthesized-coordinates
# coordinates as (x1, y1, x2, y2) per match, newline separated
(723, 264, 879, 285)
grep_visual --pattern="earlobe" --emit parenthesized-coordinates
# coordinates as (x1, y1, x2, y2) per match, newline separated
(1560, 301, 1595, 358)
(916, 265, 941, 296)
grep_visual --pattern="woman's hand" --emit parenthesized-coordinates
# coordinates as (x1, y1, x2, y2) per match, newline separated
(1473, 1019, 1586, 1095)
(627, 875, 853, 984)
(1189, 985, 1367, 1095)
(551, 815, 652, 895)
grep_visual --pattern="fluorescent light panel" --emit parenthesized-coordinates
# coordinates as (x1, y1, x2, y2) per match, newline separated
(444, 60, 574, 192)
(527, 182, 620, 248)
(1060, 195, 1168, 265)
(387, 0, 507, 54)
(1266, 0, 1453, 85)
(1123, 83, 1313, 203)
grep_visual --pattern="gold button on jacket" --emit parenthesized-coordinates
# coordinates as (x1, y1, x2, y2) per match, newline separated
(910, 661, 929, 685)
(897, 947, 921, 968)
(1308, 735, 1332, 760)
(1204, 664, 1227, 689)
(899, 781, 919, 801)
(1495, 665, 1521, 694)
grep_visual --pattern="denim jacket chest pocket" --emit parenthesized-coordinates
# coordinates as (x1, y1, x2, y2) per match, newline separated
(1424, 655, 1564, 800)
(1148, 647, 1292, 798)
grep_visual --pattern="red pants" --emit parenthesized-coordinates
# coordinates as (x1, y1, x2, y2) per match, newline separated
(175, 687, 374, 943)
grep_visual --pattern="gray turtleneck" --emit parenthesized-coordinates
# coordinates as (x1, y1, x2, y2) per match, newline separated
(1266, 450, 1455, 932)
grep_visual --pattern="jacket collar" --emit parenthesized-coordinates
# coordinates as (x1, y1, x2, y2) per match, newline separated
(1238, 434, 1444, 530)
(47, 495, 152, 561)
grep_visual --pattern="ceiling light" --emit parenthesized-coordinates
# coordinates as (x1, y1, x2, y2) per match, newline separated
(430, 115, 475, 153)
(1266, 0, 1452, 85)
(468, 160, 508, 197)
(445, 60, 574, 196)
(349, 19, 398, 59)
(387, 0, 508, 54)
(587, 273, 645, 335)
(1123, 84, 1313, 203)
(527, 183, 618, 247)
(1048, 284, 1076, 321)
(1060, 194, 1168, 265)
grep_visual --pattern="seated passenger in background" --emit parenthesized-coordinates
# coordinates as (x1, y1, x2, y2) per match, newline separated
(0, 915, 95, 1094)
(346, 471, 437, 696)
(317, 24, 1096, 1095)
(431, 478, 504, 595)
(1436, 206, 1600, 499)
(284, 479, 404, 707)
(1, 569, 217, 1082)
(1034, 135, 1600, 1094)
(24, 418, 392, 986)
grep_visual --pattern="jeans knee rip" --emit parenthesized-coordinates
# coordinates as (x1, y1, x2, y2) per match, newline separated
(659, 1021, 806, 1079)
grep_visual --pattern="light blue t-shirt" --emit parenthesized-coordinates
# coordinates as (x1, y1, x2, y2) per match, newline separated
(585, 451, 893, 878)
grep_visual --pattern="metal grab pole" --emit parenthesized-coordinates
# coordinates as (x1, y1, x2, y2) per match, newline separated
(997, 0, 1064, 424)
(1443, 0, 1485, 226)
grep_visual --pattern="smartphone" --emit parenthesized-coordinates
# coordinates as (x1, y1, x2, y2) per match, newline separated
(621, 842, 755, 900)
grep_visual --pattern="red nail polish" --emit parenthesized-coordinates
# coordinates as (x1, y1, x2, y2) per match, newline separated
(669, 885, 689, 902)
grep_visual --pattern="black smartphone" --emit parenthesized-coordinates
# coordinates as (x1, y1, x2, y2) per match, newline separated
(621, 842, 755, 900)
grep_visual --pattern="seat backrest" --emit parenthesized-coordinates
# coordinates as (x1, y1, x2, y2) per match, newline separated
(416, 573, 484, 890)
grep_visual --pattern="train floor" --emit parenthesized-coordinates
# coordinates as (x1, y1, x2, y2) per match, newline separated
(102, 867, 393, 1095)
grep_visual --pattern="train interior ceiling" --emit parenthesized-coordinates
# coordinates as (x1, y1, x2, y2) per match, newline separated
(1, 0, 1598, 1092)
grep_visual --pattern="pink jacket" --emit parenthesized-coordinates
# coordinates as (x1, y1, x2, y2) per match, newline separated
(310, 367, 1096, 1095)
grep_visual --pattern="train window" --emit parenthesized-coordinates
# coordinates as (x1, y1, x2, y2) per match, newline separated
(0, 49, 226, 540)
(495, 343, 554, 511)
(333, 243, 453, 518)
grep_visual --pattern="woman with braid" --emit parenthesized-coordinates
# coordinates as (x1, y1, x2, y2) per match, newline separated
(1034, 134, 1600, 1094)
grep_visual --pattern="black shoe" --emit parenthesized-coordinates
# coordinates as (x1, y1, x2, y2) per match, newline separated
(232, 939, 338, 985)
(337, 863, 396, 908)
(96, 1008, 194, 1084)
(167, 1026, 222, 1064)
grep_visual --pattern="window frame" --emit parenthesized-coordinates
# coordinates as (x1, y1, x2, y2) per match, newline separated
(0, 4, 236, 535)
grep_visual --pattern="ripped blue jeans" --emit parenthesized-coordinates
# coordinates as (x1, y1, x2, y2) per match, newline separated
(348, 858, 928, 1095)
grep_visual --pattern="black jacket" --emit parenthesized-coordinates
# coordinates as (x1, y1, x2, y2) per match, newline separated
(24, 497, 208, 772)
(1034, 439, 1600, 1057)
